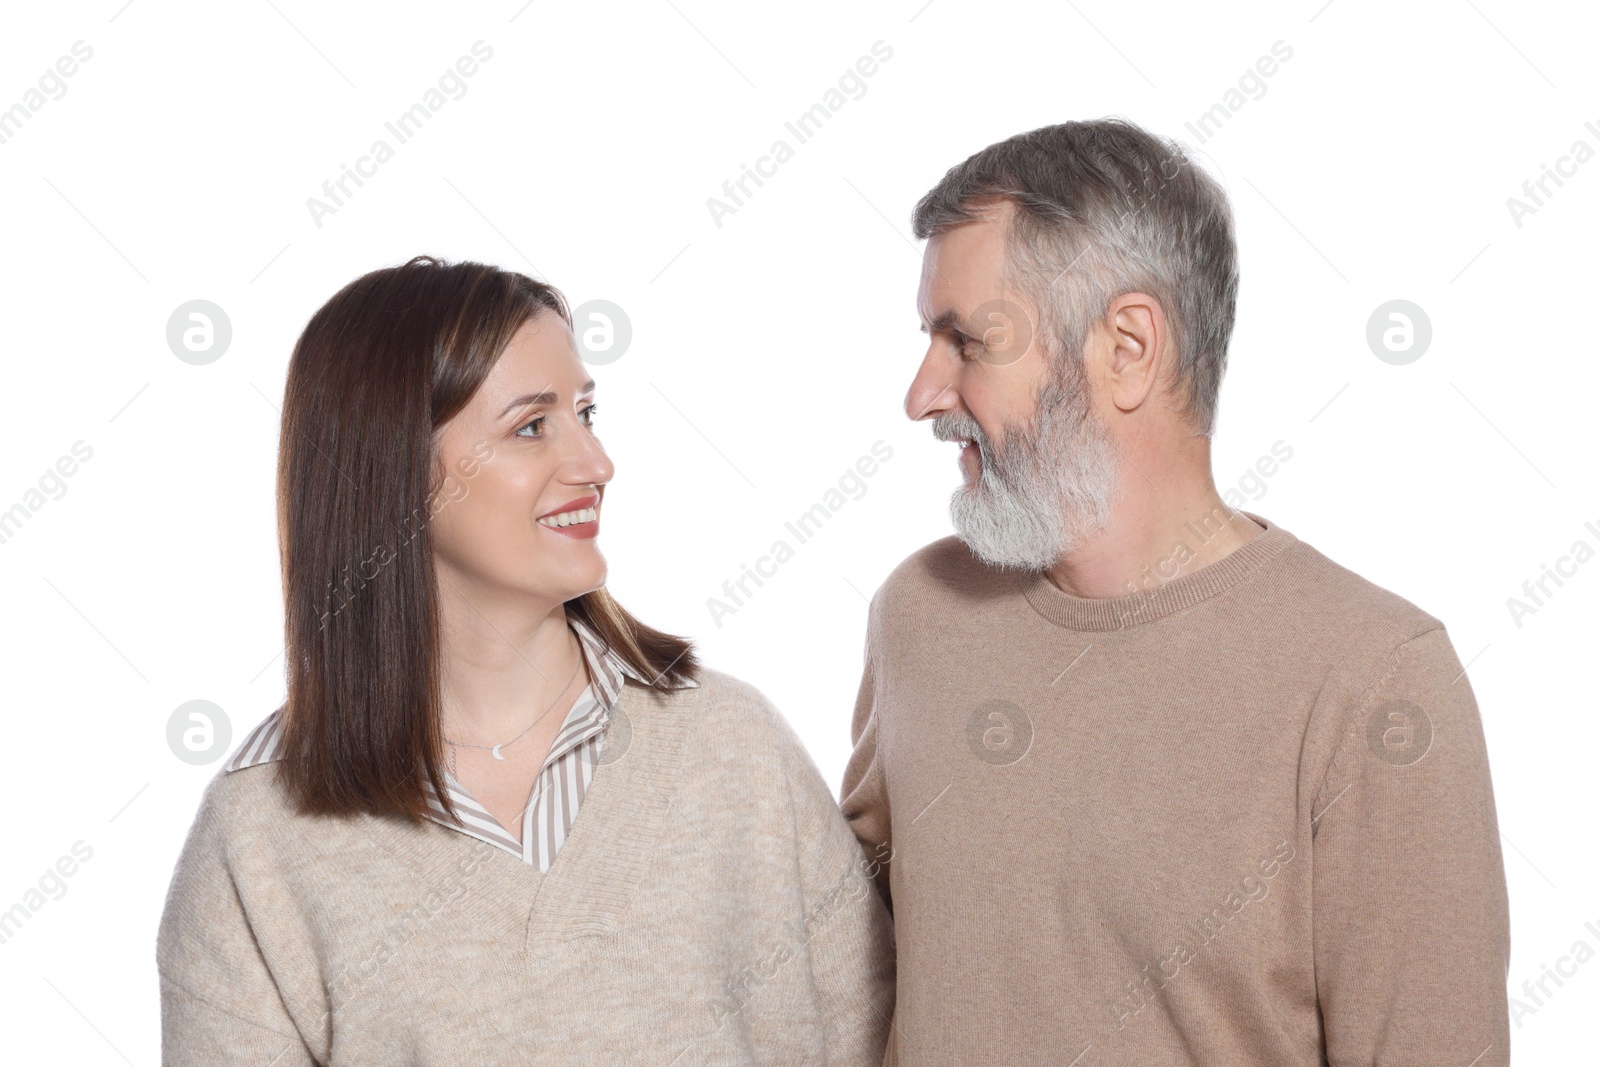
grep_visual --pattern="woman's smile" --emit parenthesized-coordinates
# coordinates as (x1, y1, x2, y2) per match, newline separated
(537, 493, 600, 539)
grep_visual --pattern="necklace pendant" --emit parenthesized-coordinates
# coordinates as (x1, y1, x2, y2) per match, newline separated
(491, 743, 505, 760)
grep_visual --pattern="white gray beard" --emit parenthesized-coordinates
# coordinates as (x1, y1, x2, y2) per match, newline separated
(941, 359, 1121, 571)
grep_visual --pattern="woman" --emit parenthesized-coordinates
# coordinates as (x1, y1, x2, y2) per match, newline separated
(157, 256, 895, 1065)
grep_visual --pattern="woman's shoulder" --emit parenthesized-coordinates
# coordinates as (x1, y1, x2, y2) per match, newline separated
(182, 711, 305, 848)
(633, 665, 834, 800)
(678, 663, 770, 708)
(647, 664, 800, 746)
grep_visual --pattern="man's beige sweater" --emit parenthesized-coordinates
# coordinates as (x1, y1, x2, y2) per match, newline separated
(158, 668, 895, 1065)
(842, 513, 1511, 1066)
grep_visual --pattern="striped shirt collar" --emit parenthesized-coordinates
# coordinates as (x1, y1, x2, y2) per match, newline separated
(220, 611, 697, 868)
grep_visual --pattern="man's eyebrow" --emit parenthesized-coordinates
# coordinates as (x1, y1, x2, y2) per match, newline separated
(920, 308, 972, 335)
(498, 379, 596, 418)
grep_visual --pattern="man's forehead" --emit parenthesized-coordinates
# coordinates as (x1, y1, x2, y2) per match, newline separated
(917, 227, 1010, 329)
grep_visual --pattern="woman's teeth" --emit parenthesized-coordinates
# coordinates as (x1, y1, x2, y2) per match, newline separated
(538, 506, 597, 528)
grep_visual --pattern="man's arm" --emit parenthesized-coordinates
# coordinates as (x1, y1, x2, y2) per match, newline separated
(840, 622, 893, 914)
(1311, 626, 1511, 1065)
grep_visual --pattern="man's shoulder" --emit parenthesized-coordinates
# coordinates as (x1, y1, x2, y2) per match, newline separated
(869, 524, 1450, 652)
(874, 534, 1018, 609)
(1271, 529, 1445, 644)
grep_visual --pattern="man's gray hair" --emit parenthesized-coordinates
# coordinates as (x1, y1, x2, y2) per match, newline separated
(911, 118, 1238, 437)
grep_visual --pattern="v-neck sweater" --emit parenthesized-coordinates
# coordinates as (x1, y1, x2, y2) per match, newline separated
(217, 613, 688, 871)
(157, 667, 895, 1065)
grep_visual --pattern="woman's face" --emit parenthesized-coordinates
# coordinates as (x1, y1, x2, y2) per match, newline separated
(429, 310, 614, 611)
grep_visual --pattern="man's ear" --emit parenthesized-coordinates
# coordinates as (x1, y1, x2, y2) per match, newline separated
(1101, 292, 1166, 416)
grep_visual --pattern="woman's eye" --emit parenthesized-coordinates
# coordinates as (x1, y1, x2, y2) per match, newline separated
(516, 405, 596, 438)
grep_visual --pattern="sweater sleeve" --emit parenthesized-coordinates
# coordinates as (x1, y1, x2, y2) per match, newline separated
(156, 784, 318, 1067)
(773, 702, 897, 1067)
(840, 623, 893, 913)
(1309, 626, 1511, 1066)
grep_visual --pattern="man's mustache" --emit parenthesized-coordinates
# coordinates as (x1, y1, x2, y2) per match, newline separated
(932, 413, 987, 448)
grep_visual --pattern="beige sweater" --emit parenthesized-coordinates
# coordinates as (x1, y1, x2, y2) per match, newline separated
(158, 667, 895, 1065)
(842, 513, 1511, 1066)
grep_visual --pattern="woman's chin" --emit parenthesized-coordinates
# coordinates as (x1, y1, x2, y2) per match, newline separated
(551, 560, 608, 602)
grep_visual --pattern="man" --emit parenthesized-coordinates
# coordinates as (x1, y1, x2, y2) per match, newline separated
(841, 118, 1510, 1066)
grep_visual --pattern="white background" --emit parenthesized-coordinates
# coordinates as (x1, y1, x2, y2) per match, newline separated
(1, 0, 1596, 1061)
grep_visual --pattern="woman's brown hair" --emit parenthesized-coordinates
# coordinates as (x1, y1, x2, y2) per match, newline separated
(274, 255, 697, 821)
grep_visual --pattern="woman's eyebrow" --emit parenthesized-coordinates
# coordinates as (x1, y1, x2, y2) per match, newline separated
(499, 390, 557, 417)
(497, 379, 596, 418)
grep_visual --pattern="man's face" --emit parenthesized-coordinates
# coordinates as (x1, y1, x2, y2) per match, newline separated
(908, 201, 1044, 481)
(906, 201, 1121, 569)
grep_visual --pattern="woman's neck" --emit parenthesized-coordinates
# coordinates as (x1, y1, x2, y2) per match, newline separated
(436, 601, 584, 744)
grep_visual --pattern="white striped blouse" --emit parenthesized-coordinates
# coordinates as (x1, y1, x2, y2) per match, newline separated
(220, 614, 696, 872)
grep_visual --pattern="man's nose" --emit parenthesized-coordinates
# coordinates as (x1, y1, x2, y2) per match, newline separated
(904, 345, 957, 422)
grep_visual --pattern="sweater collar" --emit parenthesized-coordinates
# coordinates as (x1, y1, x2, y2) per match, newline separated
(1020, 510, 1297, 632)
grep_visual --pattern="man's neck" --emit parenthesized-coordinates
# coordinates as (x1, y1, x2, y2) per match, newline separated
(1044, 487, 1265, 600)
